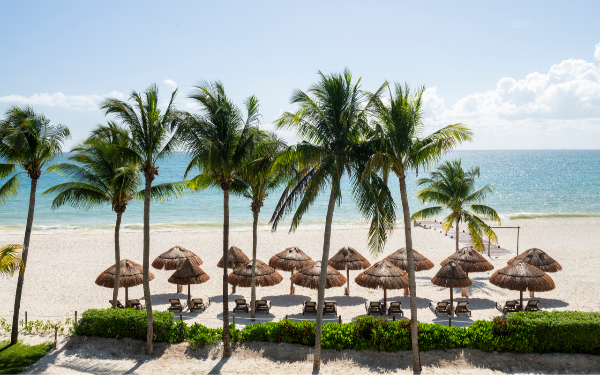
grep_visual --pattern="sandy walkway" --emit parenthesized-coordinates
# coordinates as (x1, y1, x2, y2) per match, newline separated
(1, 220, 599, 329)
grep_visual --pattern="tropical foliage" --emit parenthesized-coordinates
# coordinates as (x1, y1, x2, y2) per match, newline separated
(411, 159, 500, 251)
(0, 245, 23, 278)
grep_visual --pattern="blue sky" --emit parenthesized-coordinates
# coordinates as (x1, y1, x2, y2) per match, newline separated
(1, 0, 599, 149)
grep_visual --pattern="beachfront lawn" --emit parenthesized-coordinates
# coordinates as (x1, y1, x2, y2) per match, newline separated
(0, 340, 53, 374)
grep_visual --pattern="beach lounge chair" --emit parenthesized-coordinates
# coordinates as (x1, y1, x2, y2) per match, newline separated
(303, 301, 317, 315)
(324, 301, 337, 315)
(454, 301, 471, 317)
(109, 300, 125, 309)
(429, 302, 451, 316)
(168, 299, 183, 312)
(233, 299, 249, 313)
(365, 301, 384, 315)
(525, 300, 540, 312)
(496, 300, 519, 314)
(255, 300, 271, 313)
(128, 299, 143, 310)
(387, 301, 404, 316)
(190, 298, 209, 312)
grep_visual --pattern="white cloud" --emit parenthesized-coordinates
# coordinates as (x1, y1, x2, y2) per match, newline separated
(595, 41, 600, 61)
(0, 91, 125, 111)
(505, 20, 533, 29)
(422, 47, 600, 134)
(163, 79, 177, 89)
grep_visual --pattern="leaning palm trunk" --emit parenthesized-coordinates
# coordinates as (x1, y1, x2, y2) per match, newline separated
(313, 185, 337, 370)
(222, 187, 231, 356)
(250, 207, 259, 320)
(113, 212, 122, 308)
(11, 177, 38, 344)
(143, 177, 154, 354)
(399, 174, 422, 371)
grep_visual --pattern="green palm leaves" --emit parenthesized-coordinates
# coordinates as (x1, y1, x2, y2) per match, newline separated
(411, 159, 501, 251)
(0, 245, 24, 277)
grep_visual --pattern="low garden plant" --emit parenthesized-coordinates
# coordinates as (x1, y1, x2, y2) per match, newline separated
(0, 340, 53, 374)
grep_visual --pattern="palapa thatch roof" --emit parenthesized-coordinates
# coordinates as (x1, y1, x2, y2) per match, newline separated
(168, 258, 210, 285)
(507, 248, 562, 272)
(328, 246, 371, 271)
(431, 261, 473, 288)
(440, 246, 494, 273)
(385, 247, 434, 271)
(95, 259, 154, 288)
(269, 246, 314, 272)
(489, 260, 555, 292)
(152, 245, 203, 270)
(228, 259, 283, 288)
(217, 246, 250, 269)
(290, 261, 346, 290)
(355, 259, 409, 290)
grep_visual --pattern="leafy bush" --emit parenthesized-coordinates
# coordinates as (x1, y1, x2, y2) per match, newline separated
(187, 323, 222, 350)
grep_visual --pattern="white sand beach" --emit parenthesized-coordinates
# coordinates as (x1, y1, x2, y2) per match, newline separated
(2, 219, 598, 327)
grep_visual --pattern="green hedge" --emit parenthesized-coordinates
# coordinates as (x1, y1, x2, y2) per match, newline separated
(72, 309, 600, 355)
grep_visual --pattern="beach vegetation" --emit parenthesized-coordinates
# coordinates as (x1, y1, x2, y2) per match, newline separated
(364, 83, 473, 369)
(178, 81, 262, 357)
(0, 340, 53, 374)
(411, 159, 501, 252)
(0, 244, 24, 278)
(43, 123, 143, 309)
(270, 70, 396, 370)
(0, 106, 70, 345)
(100, 84, 184, 354)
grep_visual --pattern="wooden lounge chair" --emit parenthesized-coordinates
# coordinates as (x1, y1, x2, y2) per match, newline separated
(109, 300, 125, 309)
(303, 301, 317, 315)
(255, 300, 271, 313)
(190, 298, 209, 312)
(387, 301, 403, 316)
(128, 299, 143, 310)
(324, 301, 337, 315)
(496, 300, 519, 314)
(365, 301, 384, 315)
(429, 301, 451, 316)
(168, 299, 183, 312)
(525, 300, 540, 312)
(454, 301, 471, 317)
(233, 299, 249, 313)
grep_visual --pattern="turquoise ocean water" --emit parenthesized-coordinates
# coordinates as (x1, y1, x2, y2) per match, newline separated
(0, 150, 599, 234)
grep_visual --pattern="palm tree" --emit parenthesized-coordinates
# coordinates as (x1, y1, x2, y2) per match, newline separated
(411, 159, 500, 253)
(0, 245, 23, 277)
(364, 83, 473, 370)
(271, 70, 395, 370)
(100, 85, 182, 354)
(178, 81, 262, 357)
(43, 123, 142, 309)
(233, 133, 288, 320)
(0, 106, 70, 345)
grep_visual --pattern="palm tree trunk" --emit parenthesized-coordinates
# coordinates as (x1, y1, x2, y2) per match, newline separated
(222, 188, 231, 357)
(10, 177, 38, 345)
(250, 206, 259, 320)
(143, 177, 154, 354)
(456, 215, 468, 297)
(399, 174, 422, 371)
(113, 212, 122, 308)
(313, 184, 337, 371)
(455, 214, 460, 252)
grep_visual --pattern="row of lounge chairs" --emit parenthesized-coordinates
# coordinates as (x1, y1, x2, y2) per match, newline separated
(233, 299, 271, 314)
(428, 300, 541, 317)
(167, 298, 210, 312)
(365, 301, 404, 316)
(497, 300, 539, 313)
(109, 299, 144, 310)
(302, 301, 337, 315)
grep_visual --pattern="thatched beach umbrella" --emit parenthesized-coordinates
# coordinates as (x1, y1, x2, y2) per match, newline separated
(431, 261, 472, 323)
(508, 248, 561, 297)
(269, 246, 314, 294)
(328, 246, 371, 296)
(95, 259, 154, 307)
(385, 247, 434, 295)
(152, 245, 203, 293)
(290, 261, 346, 290)
(168, 258, 210, 307)
(218, 246, 250, 293)
(440, 246, 494, 297)
(228, 259, 283, 288)
(489, 260, 555, 310)
(355, 259, 408, 308)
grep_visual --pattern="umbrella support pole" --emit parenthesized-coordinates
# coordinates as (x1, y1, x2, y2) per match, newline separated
(232, 284, 236, 294)
(449, 287, 453, 327)
(403, 287, 409, 296)
(188, 285, 191, 308)
(125, 287, 129, 308)
(346, 268, 350, 296)
(384, 288, 387, 313)
(291, 270, 294, 295)
(177, 284, 182, 293)
(520, 290, 524, 311)
(530, 291, 535, 298)
(461, 273, 469, 297)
